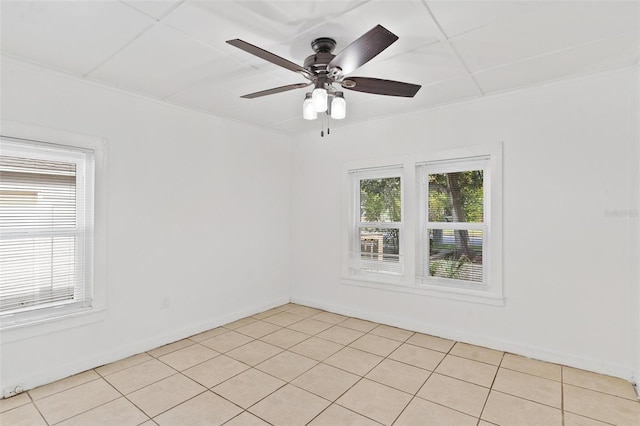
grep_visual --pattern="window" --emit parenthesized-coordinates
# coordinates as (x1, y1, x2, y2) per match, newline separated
(348, 167, 404, 277)
(0, 137, 95, 323)
(343, 144, 503, 305)
(418, 158, 488, 288)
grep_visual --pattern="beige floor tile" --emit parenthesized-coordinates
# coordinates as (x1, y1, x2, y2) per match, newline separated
(259, 327, 309, 349)
(0, 403, 47, 426)
(224, 317, 258, 330)
(501, 353, 561, 381)
(261, 311, 305, 327)
(370, 324, 414, 342)
(395, 397, 477, 426)
(406, 332, 455, 353)
(564, 384, 640, 425)
(182, 355, 249, 388)
(340, 317, 379, 333)
(255, 350, 317, 382)
(226, 340, 282, 366)
(493, 367, 561, 408)
(388, 343, 445, 371)
(154, 391, 242, 426)
(127, 374, 205, 418)
(417, 373, 489, 417)
(57, 397, 148, 426)
(366, 359, 430, 394)
(104, 359, 176, 394)
(317, 325, 364, 345)
(288, 318, 333, 335)
(95, 353, 153, 377)
(212, 369, 285, 409)
(435, 355, 498, 387)
(563, 366, 638, 400)
(336, 379, 411, 426)
(324, 347, 383, 376)
(188, 327, 227, 342)
(158, 343, 218, 371)
(349, 334, 402, 357)
(287, 305, 323, 317)
(311, 311, 349, 325)
(223, 411, 271, 425)
(200, 330, 253, 353)
(139, 420, 157, 426)
(0, 392, 31, 413)
(35, 379, 120, 425)
(289, 336, 344, 361)
(29, 369, 101, 400)
(235, 320, 282, 339)
(252, 307, 285, 320)
(308, 404, 381, 426)
(249, 384, 330, 425)
(450, 342, 504, 365)
(478, 421, 495, 426)
(292, 363, 360, 401)
(147, 339, 194, 358)
(563, 412, 612, 426)
(481, 391, 562, 426)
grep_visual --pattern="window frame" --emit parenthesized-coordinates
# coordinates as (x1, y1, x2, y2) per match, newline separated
(342, 144, 503, 306)
(0, 121, 107, 338)
(348, 166, 406, 279)
(0, 138, 94, 317)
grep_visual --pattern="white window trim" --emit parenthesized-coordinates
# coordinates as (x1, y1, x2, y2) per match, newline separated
(0, 121, 107, 341)
(342, 143, 503, 306)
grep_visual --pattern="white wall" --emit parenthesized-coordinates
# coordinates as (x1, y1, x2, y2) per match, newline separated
(0, 57, 292, 392)
(290, 67, 640, 380)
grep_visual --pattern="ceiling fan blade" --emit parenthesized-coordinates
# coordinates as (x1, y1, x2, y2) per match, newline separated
(240, 82, 311, 99)
(227, 39, 310, 77)
(327, 25, 398, 76)
(340, 77, 421, 97)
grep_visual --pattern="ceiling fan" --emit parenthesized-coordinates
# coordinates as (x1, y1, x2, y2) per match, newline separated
(226, 25, 421, 123)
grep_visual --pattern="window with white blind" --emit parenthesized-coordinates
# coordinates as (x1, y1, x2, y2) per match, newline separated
(0, 137, 94, 321)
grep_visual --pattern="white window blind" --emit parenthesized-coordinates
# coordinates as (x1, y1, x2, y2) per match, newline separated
(0, 137, 94, 318)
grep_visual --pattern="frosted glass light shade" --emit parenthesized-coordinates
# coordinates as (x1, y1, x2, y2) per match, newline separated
(303, 93, 317, 120)
(331, 94, 346, 119)
(312, 87, 328, 112)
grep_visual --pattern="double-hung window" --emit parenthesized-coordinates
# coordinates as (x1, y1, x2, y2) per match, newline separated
(0, 137, 95, 323)
(348, 167, 404, 277)
(417, 157, 489, 288)
(343, 144, 503, 305)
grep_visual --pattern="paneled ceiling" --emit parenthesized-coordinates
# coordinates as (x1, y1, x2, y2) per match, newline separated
(2, 1, 639, 135)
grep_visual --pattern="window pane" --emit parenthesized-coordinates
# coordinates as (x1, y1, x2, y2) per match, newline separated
(429, 229, 483, 282)
(360, 177, 401, 223)
(428, 171, 483, 222)
(359, 227, 400, 262)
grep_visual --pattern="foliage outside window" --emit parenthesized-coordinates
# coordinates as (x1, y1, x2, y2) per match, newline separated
(350, 169, 403, 275)
(422, 159, 488, 287)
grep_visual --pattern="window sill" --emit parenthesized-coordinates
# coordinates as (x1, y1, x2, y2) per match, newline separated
(342, 276, 505, 306)
(0, 306, 107, 343)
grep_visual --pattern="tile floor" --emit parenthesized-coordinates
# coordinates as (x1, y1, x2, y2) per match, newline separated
(1, 303, 639, 426)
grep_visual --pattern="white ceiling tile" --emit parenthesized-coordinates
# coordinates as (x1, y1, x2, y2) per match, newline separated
(452, 0, 640, 72)
(123, 0, 183, 20)
(167, 70, 300, 116)
(354, 41, 467, 87)
(473, 31, 640, 94)
(88, 24, 227, 98)
(0, 1, 153, 75)
(427, 1, 545, 38)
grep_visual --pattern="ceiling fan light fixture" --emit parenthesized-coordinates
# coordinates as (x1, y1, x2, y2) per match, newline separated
(331, 92, 346, 119)
(312, 86, 328, 112)
(303, 93, 317, 120)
